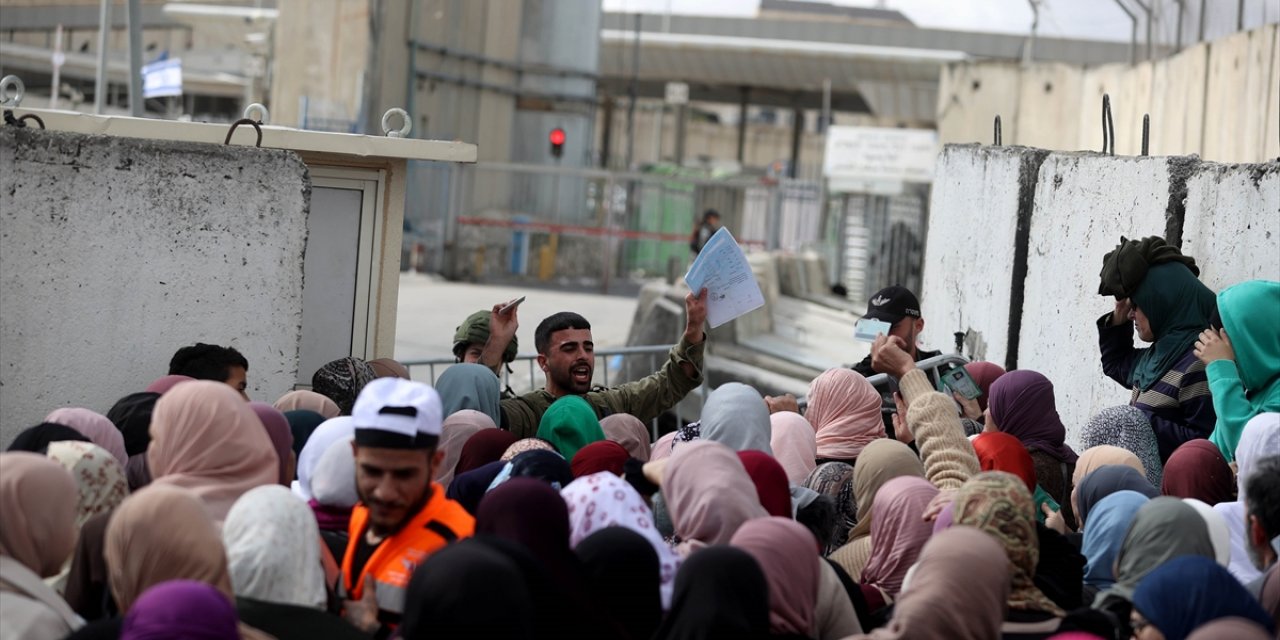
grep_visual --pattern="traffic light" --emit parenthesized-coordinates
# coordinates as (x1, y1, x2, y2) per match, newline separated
(549, 127, 565, 159)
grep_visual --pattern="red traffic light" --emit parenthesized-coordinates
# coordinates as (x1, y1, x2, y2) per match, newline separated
(549, 128, 566, 146)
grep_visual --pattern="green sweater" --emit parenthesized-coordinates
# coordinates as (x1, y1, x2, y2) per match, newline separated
(1206, 280, 1280, 463)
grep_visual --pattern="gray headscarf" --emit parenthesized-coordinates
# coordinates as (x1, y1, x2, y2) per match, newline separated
(311, 358, 377, 416)
(1093, 496, 1216, 607)
(699, 383, 772, 455)
(1081, 406, 1164, 487)
(434, 364, 502, 426)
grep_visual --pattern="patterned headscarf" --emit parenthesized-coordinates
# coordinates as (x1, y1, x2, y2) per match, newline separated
(223, 485, 327, 609)
(562, 471, 680, 608)
(44, 408, 128, 467)
(310, 358, 377, 416)
(501, 438, 556, 461)
(1080, 406, 1163, 487)
(803, 462, 857, 555)
(953, 471, 1065, 616)
(45, 442, 128, 593)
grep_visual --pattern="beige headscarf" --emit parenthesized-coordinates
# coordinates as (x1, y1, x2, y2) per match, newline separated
(436, 409, 497, 485)
(369, 358, 412, 379)
(1072, 445, 1145, 486)
(105, 484, 234, 610)
(847, 439, 926, 541)
(147, 380, 278, 522)
(273, 389, 341, 419)
(0, 452, 79, 577)
(44, 442, 128, 592)
(600, 413, 652, 462)
(807, 368, 886, 460)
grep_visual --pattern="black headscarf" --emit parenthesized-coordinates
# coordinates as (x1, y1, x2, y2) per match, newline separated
(105, 392, 161, 457)
(446, 461, 505, 516)
(508, 450, 573, 490)
(655, 546, 771, 640)
(283, 410, 326, 458)
(6, 423, 90, 454)
(311, 358, 377, 416)
(1097, 235, 1200, 299)
(399, 538, 533, 640)
(574, 527, 662, 640)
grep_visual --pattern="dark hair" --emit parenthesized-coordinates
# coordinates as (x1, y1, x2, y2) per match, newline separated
(795, 494, 839, 551)
(168, 343, 249, 381)
(703, 209, 720, 223)
(7, 423, 91, 455)
(534, 312, 591, 355)
(1246, 455, 1280, 540)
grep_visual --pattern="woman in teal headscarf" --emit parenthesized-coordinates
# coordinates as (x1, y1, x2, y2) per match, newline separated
(1195, 279, 1280, 462)
(435, 363, 502, 426)
(1098, 253, 1218, 461)
(536, 395, 605, 460)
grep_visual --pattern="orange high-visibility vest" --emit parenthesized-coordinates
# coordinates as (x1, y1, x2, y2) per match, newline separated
(340, 483, 474, 616)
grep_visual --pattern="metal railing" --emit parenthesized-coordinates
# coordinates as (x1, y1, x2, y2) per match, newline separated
(797, 353, 973, 414)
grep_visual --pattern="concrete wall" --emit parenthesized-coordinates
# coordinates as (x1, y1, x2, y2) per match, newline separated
(921, 142, 1279, 446)
(936, 24, 1279, 163)
(0, 128, 310, 445)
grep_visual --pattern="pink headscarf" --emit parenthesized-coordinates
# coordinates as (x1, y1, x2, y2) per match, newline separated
(147, 381, 277, 522)
(145, 375, 196, 395)
(248, 402, 294, 486)
(272, 390, 341, 419)
(45, 407, 128, 466)
(730, 517, 820, 637)
(807, 368, 885, 460)
(649, 431, 679, 462)
(769, 411, 817, 484)
(436, 410, 497, 486)
(600, 413, 652, 461)
(0, 452, 79, 577)
(662, 440, 767, 556)
(861, 475, 939, 598)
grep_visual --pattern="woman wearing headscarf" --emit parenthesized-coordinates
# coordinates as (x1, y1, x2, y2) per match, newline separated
(368, 358, 411, 380)
(435, 410, 497, 486)
(860, 476, 938, 609)
(1161, 439, 1234, 505)
(661, 440, 768, 557)
(455, 428, 519, 477)
(0, 452, 83, 639)
(144, 375, 196, 395)
(771, 411, 818, 484)
(282, 410, 326, 461)
(6, 423, 90, 454)
(843, 526, 1011, 640)
(293, 416, 355, 502)
(105, 392, 161, 492)
(274, 390, 341, 420)
(988, 370, 1080, 527)
(807, 368, 883, 464)
(311, 357, 378, 416)
(600, 413, 651, 461)
(699, 382, 773, 454)
(435, 363, 502, 425)
(499, 449, 574, 490)
(44, 442, 128, 594)
(731, 517, 861, 640)
(1179, 498, 1232, 567)
(738, 451, 793, 518)
(1079, 491, 1148, 603)
(570, 440, 630, 478)
(146, 381, 277, 522)
(953, 471, 1066, 638)
(1131, 555, 1274, 640)
(1187, 618, 1273, 640)
(829, 439, 924, 580)
(223, 485, 365, 640)
(965, 361, 1007, 415)
(804, 462, 857, 556)
(536, 395, 605, 461)
(446, 461, 506, 515)
(44, 408, 128, 467)
(1196, 280, 1280, 462)
(502, 437, 557, 461)
(973, 433, 1060, 524)
(1068, 446, 1147, 530)
(654, 546, 771, 640)
(575, 527, 663, 640)
(308, 436, 359, 562)
(119, 580, 239, 640)
(562, 471, 680, 608)
(248, 402, 294, 486)
(1073, 465, 1159, 528)
(398, 539, 535, 640)
(1097, 246, 1218, 461)
(1080, 406, 1163, 487)
(1091, 497, 1217, 638)
(1215, 413, 1280, 583)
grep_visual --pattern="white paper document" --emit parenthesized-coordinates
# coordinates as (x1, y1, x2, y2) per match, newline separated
(684, 227, 766, 328)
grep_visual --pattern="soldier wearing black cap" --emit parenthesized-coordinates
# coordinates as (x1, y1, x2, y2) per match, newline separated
(851, 285, 941, 377)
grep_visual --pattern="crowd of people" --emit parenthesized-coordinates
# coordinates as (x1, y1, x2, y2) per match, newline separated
(1, 235, 1277, 640)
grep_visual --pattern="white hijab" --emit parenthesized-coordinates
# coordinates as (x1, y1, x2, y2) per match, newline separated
(223, 485, 327, 609)
(311, 436, 358, 508)
(292, 417, 355, 501)
(1213, 412, 1280, 583)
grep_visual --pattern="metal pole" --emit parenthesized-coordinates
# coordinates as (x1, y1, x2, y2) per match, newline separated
(624, 13, 641, 170)
(1130, 0, 1153, 61)
(736, 86, 748, 164)
(1024, 0, 1040, 65)
(50, 24, 64, 109)
(1112, 0, 1138, 64)
(820, 78, 831, 134)
(1174, 0, 1185, 52)
(93, 0, 112, 114)
(1198, 0, 1207, 42)
(126, 0, 143, 116)
(674, 104, 687, 165)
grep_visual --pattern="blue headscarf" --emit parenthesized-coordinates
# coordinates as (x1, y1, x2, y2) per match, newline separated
(1081, 490, 1149, 589)
(1133, 555, 1274, 640)
(1076, 465, 1158, 526)
(435, 363, 502, 426)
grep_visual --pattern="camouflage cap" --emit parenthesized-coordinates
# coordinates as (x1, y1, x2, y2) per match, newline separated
(453, 310, 518, 363)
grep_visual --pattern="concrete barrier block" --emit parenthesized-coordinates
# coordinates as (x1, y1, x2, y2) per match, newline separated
(1181, 161, 1280, 290)
(1018, 152, 1172, 444)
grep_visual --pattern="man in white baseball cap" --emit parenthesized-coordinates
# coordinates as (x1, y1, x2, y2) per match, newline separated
(338, 377, 474, 635)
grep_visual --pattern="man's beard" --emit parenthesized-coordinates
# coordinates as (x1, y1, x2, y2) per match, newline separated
(550, 360, 593, 394)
